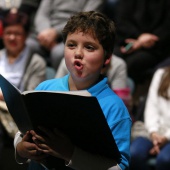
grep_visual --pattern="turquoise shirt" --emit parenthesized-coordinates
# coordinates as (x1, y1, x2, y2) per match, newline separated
(36, 74, 132, 170)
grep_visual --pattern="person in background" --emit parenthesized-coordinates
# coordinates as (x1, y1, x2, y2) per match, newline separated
(0, 0, 23, 49)
(0, 9, 46, 137)
(14, 11, 131, 170)
(130, 66, 170, 170)
(113, 0, 170, 87)
(26, 0, 105, 70)
(0, 8, 46, 94)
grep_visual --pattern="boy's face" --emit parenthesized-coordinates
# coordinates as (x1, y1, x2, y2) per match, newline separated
(64, 31, 110, 83)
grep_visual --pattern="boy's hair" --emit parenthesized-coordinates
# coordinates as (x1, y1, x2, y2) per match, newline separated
(62, 11, 116, 59)
(2, 8, 30, 33)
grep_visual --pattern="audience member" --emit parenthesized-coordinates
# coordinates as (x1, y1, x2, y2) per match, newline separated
(130, 67, 170, 170)
(26, 0, 105, 70)
(113, 0, 170, 86)
(0, 9, 46, 138)
(14, 11, 131, 170)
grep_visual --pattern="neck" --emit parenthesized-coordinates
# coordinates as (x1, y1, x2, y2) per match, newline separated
(68, 75, 101, 91)
(7, 49, 23, 64)
(7, 53, 19, 64)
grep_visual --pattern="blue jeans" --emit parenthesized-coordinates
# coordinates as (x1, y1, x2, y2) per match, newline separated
(130, 137, 170, 170)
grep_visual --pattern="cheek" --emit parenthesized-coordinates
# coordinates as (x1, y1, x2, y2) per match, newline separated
(64, 50, 72, 68)
(64, 50, 71, 63)
(64, 48, 69, 57)
(2, 37, 8, 44)
(64, 46, 72, 57)
(18, 38, 26, 45)
(86, 54, 104, 70)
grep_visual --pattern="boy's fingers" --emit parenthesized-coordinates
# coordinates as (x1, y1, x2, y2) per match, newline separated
(22, 131, 32, 141)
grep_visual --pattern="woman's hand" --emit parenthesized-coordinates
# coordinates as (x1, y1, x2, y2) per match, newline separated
(30, 127, 75, 162)
(149, 132, 168, 155)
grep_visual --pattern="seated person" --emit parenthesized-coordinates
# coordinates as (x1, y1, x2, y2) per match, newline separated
(0, 9, 46, 138)
(130, 67, 170, 170)
(113, 0, 170, 86)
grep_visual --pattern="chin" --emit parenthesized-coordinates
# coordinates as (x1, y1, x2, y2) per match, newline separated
(72, 72, 84, 79)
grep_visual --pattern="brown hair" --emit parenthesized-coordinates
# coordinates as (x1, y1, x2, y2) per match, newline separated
(2, 9, 30, 33)
(62, 11, 116, 59)
(158, 67, 170, 100)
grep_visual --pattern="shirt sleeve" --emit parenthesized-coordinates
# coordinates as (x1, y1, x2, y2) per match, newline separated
(108, 55, 127, 89)
(144, 69, 164, 134)
(14, 131, 29, 164)
(34, 0, 52, 33)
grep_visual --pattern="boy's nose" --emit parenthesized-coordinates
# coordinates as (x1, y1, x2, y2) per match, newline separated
(75, 48, 83, 59)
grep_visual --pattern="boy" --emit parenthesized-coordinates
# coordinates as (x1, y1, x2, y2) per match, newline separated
(14, 11, 131, 170)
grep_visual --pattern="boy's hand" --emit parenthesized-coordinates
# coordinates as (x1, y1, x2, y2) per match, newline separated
(0, 91, 4, 101)
(17, 131, 47, 161)
(30, 127, 75, 162)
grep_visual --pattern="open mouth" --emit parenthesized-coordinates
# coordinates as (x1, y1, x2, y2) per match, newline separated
(74, 61, 83, 70)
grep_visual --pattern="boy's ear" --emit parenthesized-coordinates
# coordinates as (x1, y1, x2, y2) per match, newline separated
(104, 55, 111, 67)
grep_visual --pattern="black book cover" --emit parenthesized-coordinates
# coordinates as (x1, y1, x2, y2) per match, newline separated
(0, 74, 121, 169)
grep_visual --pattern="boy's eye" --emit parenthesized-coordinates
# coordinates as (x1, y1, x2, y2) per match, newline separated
(67, 43, 76, 48)
(86, 45, 95, 51)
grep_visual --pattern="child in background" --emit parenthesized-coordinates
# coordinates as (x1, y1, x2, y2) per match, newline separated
(130, 66, 170, 170)
(14, 11, 131, 170)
